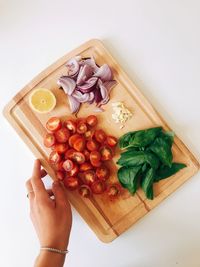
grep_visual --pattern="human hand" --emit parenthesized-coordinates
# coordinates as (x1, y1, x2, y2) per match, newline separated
(26, 159, 72, 251)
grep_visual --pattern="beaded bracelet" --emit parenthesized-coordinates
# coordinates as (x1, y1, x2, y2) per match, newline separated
(41, 247, 68, 255)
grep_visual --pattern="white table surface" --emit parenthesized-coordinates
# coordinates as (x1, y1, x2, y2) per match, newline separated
(1, 1, 200, 266)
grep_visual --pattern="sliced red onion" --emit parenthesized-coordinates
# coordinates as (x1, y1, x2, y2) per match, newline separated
(57, 76, 76, 95)
(76, 64, 93, 85)
(77, 77, 98, 93)
(67, 95, 80, 113)
(65, 58, 79, 77)
(103, 80, 117, 94)
(94, 64, 113, 81)
(80, 56, 99, 72)
(94, 86, 102, 104)
(72, 90, 90, 103)
(88, 92, 95, 102)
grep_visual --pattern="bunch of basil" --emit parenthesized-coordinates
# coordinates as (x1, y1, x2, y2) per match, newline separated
(117, 127, 186, 199)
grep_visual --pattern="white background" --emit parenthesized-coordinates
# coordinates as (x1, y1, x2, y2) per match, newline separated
(0, 1, 200, 266)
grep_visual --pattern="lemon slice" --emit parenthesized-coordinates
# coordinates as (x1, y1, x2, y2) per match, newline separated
(29, 88, 56, 113)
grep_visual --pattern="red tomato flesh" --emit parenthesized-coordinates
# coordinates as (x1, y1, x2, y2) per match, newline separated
(44, 133, 56, 148)
(68, 134, 81, 147)
(72, 151, 85, 164)
(79, 185, 91, 198)
(73, 137, 85, 152)
(65, 119, 77, 133)
(91, 180, 106, 194)
(106, 136, 118, 147)
(81, 170, 96, 185)
(100, 146, 113, 161)
(79, 162, 93, 172)
(46, 117, 62, 132)
(94, 129, 106, 143)
(86, 115, 98, 127)
(96, 165, 110, 180)
(49, 151, 61, 164)
(63, 159, 74, 172)
(56, 171, 65, 181)
(54, 143, 68, 154)
(77, 122, 87, 134)
(64, 176, 79, 190)
(86, 140, 99, 151)
(55, 128, 70, 143)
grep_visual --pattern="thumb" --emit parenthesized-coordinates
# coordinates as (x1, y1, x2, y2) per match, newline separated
(52, 180, 66, 207)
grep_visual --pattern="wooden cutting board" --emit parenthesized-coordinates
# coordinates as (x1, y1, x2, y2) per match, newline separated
(3, 39, 199, 242)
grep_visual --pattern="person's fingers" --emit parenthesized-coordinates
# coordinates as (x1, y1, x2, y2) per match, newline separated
(25, 179, 35, 204)
(41, 169, 47, 178)
(31, 159, 49, 200)
(52, 180, 67, 207)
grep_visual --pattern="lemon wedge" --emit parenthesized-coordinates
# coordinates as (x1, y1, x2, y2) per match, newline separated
(29, 88, 56, 113)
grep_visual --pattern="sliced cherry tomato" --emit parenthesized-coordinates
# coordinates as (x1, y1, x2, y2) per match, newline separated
(94, 129, 106, 143)
(90, 159, 102, 168)
(86, 115, 98, 127)
(46, 117, 62, 132)
(91, 180, 106, 194)
(76, 118, 86, 125)
(107, 184, 121, 199)
(96, 165, 110, 180)
(106, 136, 118, 147)
(81, 170, 96, 185)
(55, 128, 70, 143)
(68, 134, 81, 147)
(79, 162, 93, 172)
(79, 185, 91, 198)
(63, 176, 79, 190)
(69, 134, 81, 147)
(56, 171, 65, 181)
(83, 149, 90, 161)
(100, 146, 113, 161)
(63, 159, 74, 172)
(86, 139, 99, 151)
(49, 151, 61, 164)
(44, 133, 56, 148)
(90, 151, 101, 162)
(54, 143, 68, 154)
(77, 122, 87, 134)
(72, 151, 85, 164)
(84, 130, 94, 139)
(67, 164, 79, 177)
(73, 137, 85, 152)
(54, 160, 65, 171)
(65, 148, 76, 159)
(65, 119, 77, 133)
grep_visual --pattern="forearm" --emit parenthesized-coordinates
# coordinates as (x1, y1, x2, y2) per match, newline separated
(34, 251, 66, 267)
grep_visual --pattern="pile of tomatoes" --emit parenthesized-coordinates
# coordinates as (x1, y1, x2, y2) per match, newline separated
(44, 115, 121, 199)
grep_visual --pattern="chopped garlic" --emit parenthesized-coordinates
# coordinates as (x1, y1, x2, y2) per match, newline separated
(111, 102, 132, 128)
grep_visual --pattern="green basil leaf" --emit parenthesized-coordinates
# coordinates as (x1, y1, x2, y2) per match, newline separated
(119, 127, 162, 149)
(154, 163, 186, 182)
(141, 168, 155, 200)
(117, 151, 159, 170)
(117, 166, 141, 194)
(149, 137, 173, 167)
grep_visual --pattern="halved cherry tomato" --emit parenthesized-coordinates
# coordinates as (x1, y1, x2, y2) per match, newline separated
(49, 151, 61, 164)
(94, 129, 106, 143)
(54, 143, 68, 154)
(67, 164, 79, 177)
(55, 128, 70, 143)
(79, 162, 93, 172)
(68, 134, 81, 147)
(86, 115, 98, 127)
(73, 137, 85, 152)
(84, 130, 94, 139)
(86, 139, 99, 151)
(106, 136, 118, 147)
(65, 148, 76, 159)
(90, 151, 101, 162)
(63, 176, 79, 190)
(81, 170, 96, 185)
(96, 165, 110, 180)
(65, 119, 77, 133)
(91, 180, 106, 194)
(107, 184, 121, 199)
(90, 159, 102, 168)
(54, 160, 65, 171)
(77, 122, 87, 134)
(44, 133, 56, 148)
(56, 171, 65, 181)
(72, 151, 85, 164)
(76, 118, 86, 125)
(46, 117, 62, 132)
(79, 185, 91, 198)
(63, 159, 74, 172)
(100, 146, 113, 161)
(83, 149, 90, 161)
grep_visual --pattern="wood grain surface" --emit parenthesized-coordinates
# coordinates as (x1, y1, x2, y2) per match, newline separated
(3, 39, 199, 242)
